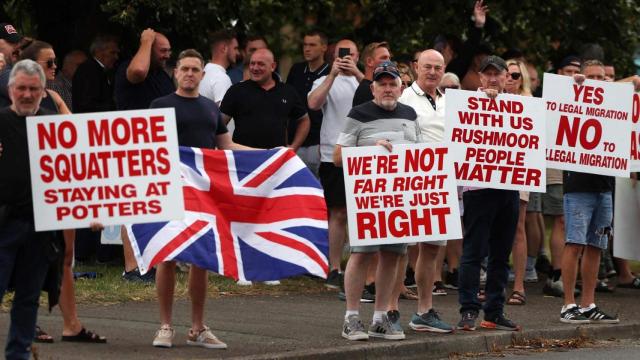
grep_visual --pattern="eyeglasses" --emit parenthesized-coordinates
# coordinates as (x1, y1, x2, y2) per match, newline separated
(38, 59, 57, 69)
(509, 72, 521, 80)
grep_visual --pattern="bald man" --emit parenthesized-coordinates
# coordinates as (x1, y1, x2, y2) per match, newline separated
(114, 28, 176, 283)
(220, 48, 310, 151)
(307, 39, 364, 290)
(114, 28, 175, 111)
(398, 49, 454, 333)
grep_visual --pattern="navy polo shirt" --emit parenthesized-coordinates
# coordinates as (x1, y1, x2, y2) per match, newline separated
(114, 59, 175, 110)
(285, 62, 329, 145)
(220, 78, 307, 148)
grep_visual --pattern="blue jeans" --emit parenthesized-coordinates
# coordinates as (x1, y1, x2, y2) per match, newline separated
(564, 192, 612, 249)
(0, 219, 51, 360)
(458, 189, 519, 318)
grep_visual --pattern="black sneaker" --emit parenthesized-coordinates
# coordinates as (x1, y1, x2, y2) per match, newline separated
(404, 268, 417, 288)
(535, 254, 552, 277)
(445, 269, 459, 290)
(325, 270, 343, 289)
(122, 267, 155, 283)
(481, 313, 521, 331)
(560, 305, 590, 324)
(456, 310, 478, 331)
(361, 288, 375, 303)
(581, 306, 619, 324)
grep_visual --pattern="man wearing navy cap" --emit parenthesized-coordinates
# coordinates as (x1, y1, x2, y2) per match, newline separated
(457, 55, 521, 332)
(334, 61, 418, 341)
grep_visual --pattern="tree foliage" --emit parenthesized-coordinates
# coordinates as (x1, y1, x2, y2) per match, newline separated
(3, 0, 640, 74)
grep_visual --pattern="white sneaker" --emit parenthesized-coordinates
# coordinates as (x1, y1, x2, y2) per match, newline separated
(263, 280, 280, 286)
(187, 326, 227, 349)
(152, 325, 174, 348)
(236, 280, 253, 286)
(524, 268, 539, 283)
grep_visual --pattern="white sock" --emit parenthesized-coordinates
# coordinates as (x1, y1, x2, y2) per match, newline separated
(562, 304, 577, 313)
(345, 310, 358, 320)
(372, 310, 385, 324)
(580, 303, 596, 312)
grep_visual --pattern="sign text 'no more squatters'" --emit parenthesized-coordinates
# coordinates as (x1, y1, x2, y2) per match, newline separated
(27, 108, 184, 231)
(342, 143, 462, 246)
(544, 73, 632, 177)
(444, 89, 546, 191)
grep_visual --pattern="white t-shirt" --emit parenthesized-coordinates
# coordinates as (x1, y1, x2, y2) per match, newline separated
(398, 82, 446, 143)
(311, 75, 359, 162)
(199, 63, 232, 104)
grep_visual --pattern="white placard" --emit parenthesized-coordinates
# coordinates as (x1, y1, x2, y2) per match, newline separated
(342, 143, 462, 246)
(543, 73, 632, 177)
(27, 108, 184, 231)
(629, 93, 640, 171)
(613, 177, 640, 261)
(444, 89, 546, 191)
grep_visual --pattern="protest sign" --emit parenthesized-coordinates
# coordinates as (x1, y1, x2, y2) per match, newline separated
(443, 89, 546, 191)
(27, 108, 184, 231)
(630, 92, 640, 171)
(613, 177, 640, 261)
(342, 143, 462, 246)
(543, 73, 632, 177)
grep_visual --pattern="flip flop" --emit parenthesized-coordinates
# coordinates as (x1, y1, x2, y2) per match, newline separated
(34, 325, 54, 343)
(399, 288, 418, 300)
(61, 328, 107, 343)
(506, 290, 526, 305)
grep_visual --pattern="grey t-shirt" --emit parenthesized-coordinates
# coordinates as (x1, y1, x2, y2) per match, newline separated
(336, 100, 419, 147)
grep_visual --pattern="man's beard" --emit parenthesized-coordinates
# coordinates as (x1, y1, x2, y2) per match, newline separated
(377, 98, 397, 111)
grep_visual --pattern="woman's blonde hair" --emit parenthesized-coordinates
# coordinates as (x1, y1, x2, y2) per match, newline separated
(506, 59, 531, 96)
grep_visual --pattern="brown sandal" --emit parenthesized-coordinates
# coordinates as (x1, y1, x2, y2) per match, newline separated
(399, 287, 418, 300)
(507, 290, 526, 305)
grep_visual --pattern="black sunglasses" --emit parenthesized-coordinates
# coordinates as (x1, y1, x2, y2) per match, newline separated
(374, 64, 399, 74)
(39, 58, 56, 69)
(509, 72, 522, 80)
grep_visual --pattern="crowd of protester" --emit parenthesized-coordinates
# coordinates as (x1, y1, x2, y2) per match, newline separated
(2, 0, 640, 357)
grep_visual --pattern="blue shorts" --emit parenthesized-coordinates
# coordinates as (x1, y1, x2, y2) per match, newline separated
(563, 192, 612, 250)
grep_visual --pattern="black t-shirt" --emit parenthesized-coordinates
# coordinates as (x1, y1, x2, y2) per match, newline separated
(352, 79, 373, 107)
(220, 79, 307, 148)
(0, 106, 55, 221)
(114, 59, 175, 110)
(150, 93, 227, 149)
(563, 171, 614, 194)
(285, 62, 329, 146)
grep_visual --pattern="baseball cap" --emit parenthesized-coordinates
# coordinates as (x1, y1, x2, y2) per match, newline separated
(558, 55, 581, 70)
(0, 23, 21, 43)
(373, 61, 400, 81)
(479, 55, 507, 72)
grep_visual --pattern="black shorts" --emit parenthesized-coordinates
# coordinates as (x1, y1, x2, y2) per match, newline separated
(319, 162, 346, 208)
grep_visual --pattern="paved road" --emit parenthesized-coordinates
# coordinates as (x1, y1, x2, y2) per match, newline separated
(481, 338, 640, 359)
(2, 281, 640, 359)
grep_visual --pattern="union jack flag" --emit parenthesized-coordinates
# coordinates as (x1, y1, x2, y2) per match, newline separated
(127, 147, 329, 282)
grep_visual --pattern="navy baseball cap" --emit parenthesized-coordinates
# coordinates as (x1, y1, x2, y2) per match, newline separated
(0, 23, 21, 43)
(373, 61, 400, 81)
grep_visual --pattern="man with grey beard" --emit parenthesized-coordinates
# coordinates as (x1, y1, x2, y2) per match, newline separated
(333, 61, 418, 341)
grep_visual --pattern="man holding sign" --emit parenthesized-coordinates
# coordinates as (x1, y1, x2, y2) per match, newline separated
(0, 60, 59, 359)
(333, 61, 417, 341)
(559, 60, 619, 324)
(456, 56, 521, 332)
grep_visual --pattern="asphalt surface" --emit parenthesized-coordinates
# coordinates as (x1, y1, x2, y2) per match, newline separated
(2, 280, 640, 359)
